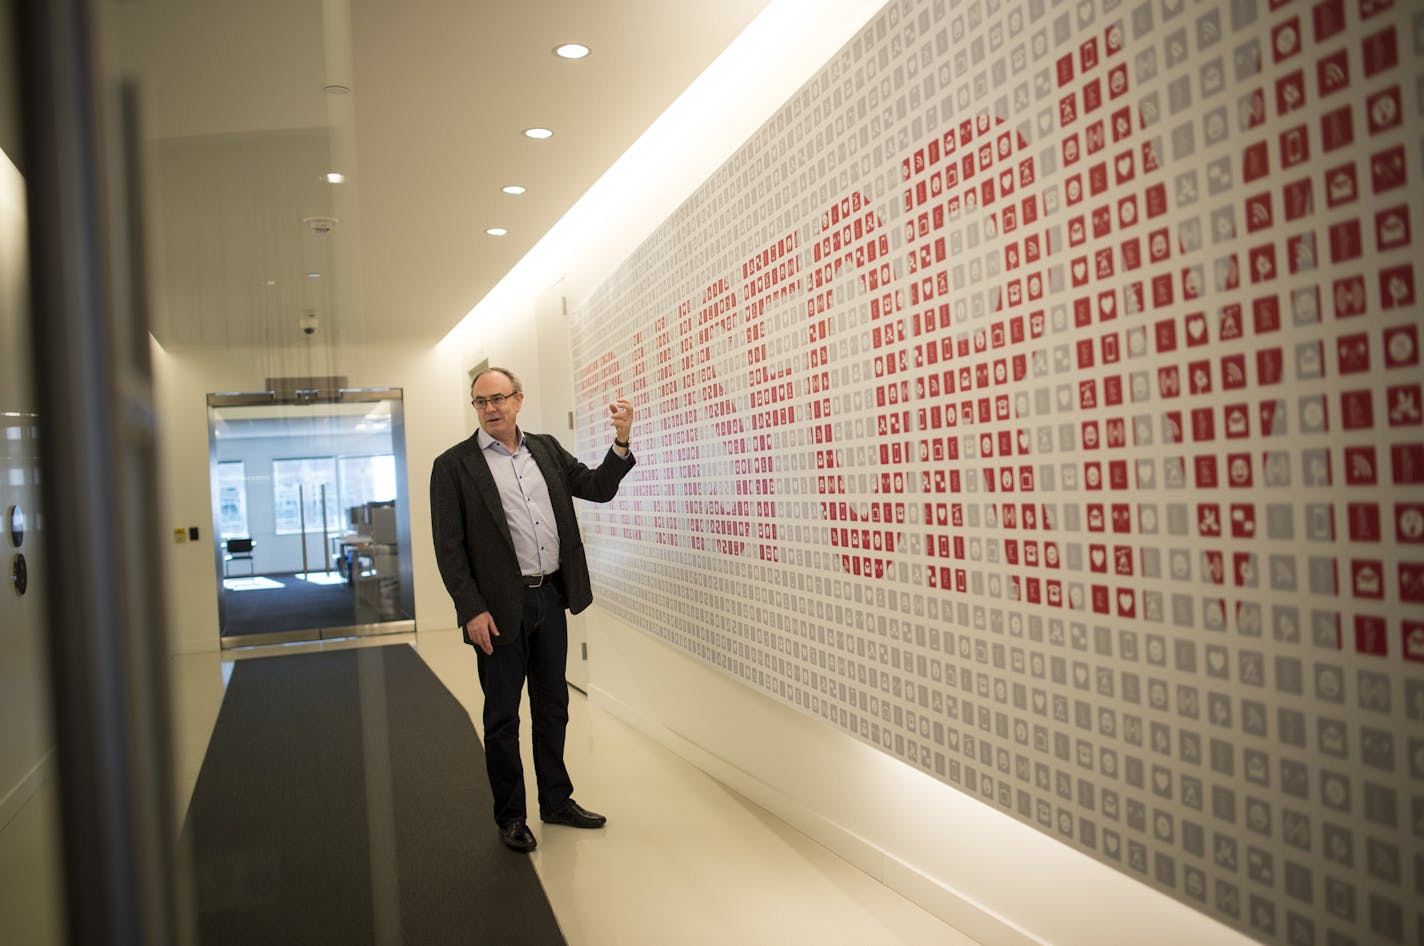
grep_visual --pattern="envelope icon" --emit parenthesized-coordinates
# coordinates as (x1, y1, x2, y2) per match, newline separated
(1380, 214, 1405, 244)
(1329, 171, 1354, 201)
(1406, 626, 1424, 659)
(1355, 566, 1380, 594)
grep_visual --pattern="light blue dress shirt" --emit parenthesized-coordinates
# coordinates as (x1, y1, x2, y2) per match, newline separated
(476, 428, 560, 577)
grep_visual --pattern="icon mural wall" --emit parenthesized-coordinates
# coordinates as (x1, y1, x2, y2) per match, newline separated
(572, 2, 1424, 944)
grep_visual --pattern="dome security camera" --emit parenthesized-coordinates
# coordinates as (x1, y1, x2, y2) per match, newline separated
(299, 314, 320, 336)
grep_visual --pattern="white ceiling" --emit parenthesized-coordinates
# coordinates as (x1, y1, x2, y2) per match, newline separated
(111, 0, 777, 351)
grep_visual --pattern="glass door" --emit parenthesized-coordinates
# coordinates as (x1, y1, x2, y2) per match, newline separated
(207, 387, 415, 648)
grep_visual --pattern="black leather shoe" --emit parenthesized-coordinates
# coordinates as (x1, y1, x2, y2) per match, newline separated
(541, 800, 606, 829)
(499, 820, 537, 852)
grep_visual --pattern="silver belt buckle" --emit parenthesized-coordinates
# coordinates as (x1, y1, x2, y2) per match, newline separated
(525, 573, 545, 588)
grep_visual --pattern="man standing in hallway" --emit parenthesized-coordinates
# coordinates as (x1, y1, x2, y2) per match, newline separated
(430, 366, 635, 852)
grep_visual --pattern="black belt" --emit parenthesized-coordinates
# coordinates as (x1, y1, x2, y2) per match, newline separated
(522, 571, 558, 588)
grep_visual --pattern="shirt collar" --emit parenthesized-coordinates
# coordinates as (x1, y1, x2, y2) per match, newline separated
(476, 427, 525, 454)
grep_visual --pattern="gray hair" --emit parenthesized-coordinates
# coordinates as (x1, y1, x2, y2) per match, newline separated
(470, 366, 522, 395)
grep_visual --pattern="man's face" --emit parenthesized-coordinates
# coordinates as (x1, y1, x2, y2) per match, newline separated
(472, 371, 523, 442)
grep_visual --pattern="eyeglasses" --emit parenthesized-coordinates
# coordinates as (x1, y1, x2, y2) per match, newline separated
(472, 391, 519, 409)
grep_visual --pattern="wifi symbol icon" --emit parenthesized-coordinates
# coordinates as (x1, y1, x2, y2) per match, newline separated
(1249, 204, 1271, 228)
(1321, 62, 1346, 93)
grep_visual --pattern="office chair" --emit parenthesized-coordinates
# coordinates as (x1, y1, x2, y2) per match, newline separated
(224, 537, 255, 578)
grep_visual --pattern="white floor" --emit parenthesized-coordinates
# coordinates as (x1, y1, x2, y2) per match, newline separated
(5, 629, 975, 946)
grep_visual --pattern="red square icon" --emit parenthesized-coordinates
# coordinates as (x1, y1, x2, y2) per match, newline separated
(1243, 141, 1270, 182)
(1345, 446, 1378, 485)
(1313, 0, 1346, 41)
(1317, 48, 1349, 96)
(1366, 87, 1403, 135)
(1398, 504, 1424, 542)
(1348, 503, 1381, 541)
(1283, 178, 1313, 220)
(1391, 444, 1424, 484)
(1230, 503, 1257, 538)
(1371, 146, 1406, 193)
(1354, 615, 1387, 656)
(1380, 265, 1416, 309)
(1352, 559, 1384, 598)
(1333, 275, 1367, 318)
(1320, 105, 1354, 152)
(1386, 384, 1422, 427)
(1325, 163, 1357, 207)
(1399, 563, 1424, 603)
(1402, 622, 1424, 662)
(1362, 27, 1398, 77)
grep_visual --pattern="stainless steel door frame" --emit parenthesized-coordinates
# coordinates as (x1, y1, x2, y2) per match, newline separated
(207, 388, 415, 649)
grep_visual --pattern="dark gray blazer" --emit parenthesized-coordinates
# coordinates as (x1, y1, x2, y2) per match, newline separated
(429, 430, 634, 648)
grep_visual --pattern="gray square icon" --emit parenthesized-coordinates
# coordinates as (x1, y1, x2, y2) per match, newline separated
(1131, 1, 1153, 38)
(1266, 504, 1294, 538)
(1307, 557, 1338, 595)
(1363, 781, 1398, 828)
(1323, 822, 1354, 865)
(1284, 859, 1312, 899)
(1281, 756, 1309, 795)
(1167, 74, 1190, 113)
(1320, 771, 1351, 813)
(1273, 606, 1301, 642)
(1234, 38, 1261, 80)
(1312, 611, 1341, 649)
(1358, 671, 1390, 713)
(1319, 717, 1349, 757)
(1315, 664, 1346, 703)
(1206, 157, 1233, 195)
(1165, 29, 1190, 69)
(1361, 727, 1395, 771)
(1275, 657, 1303, 694)
(1229, 0, 1258, 30)
(1172, 121, 1196, 161)
(1303, 502, 1333, 539)
(1270, 556, 1299, 590)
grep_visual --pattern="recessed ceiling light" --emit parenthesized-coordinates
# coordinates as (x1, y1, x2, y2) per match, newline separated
(523, 127, 554, 140)
(554, 43, 590, 60)
(485, 227, 508, 237)
(323, 84, 350, 95)
(324, 172, 345, 184)
(306, 272, 322, 279)
(502, 185, 527, 195)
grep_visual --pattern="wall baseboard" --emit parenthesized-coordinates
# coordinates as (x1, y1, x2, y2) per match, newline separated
(590, 684, 1044, 946)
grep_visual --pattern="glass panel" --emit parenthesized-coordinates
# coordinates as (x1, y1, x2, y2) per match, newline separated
(216, 459, 248, 537)
(338, 454, 396, 507)
(208, 392, 415, 644)
(272, 456, 339, 535)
